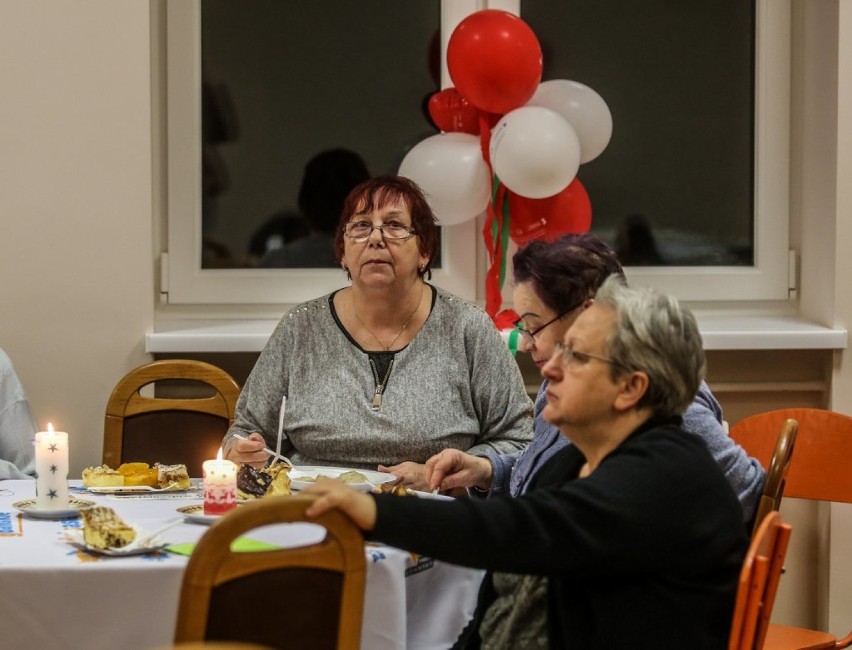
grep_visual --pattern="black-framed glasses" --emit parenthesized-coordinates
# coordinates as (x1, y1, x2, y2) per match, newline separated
(513, 299, 585, 345)
(344, 220, 416, 242)
(552, 341, 626, 369)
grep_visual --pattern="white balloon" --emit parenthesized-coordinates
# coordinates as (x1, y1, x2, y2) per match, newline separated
(398, 132, 491, 226)
(489, 106, 580, 199)
(527, 79, 613, 164)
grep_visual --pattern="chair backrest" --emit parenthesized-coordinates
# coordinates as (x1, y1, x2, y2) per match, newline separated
(729, 408, 852, 504)
(729, 511, 793, 650)
(103, 359, 241, 476)
(729, 416, 798, 537)
(174, 495, 367, 650)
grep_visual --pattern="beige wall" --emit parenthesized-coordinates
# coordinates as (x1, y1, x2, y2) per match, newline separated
(0, 2, 155, 473)
(826, 0, 852, 636)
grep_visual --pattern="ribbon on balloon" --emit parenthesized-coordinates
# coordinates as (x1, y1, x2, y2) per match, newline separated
(483, 177, 510, 319)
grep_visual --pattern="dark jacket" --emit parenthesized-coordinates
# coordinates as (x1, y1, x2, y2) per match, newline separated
(371, 418, 748, 649)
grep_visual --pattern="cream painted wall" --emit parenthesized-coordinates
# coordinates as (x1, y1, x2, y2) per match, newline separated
(826, 1, 852, 637)
(0, 2, 154, 474)
(793, 0, 852, 637)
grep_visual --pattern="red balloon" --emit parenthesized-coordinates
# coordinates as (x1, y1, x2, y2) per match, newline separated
(447, 10, 543, 115)
(428, 88, 481, 135)
(507, 178, 592, 245)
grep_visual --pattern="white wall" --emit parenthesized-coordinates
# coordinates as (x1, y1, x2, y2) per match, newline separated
(0, 1, 154, 474)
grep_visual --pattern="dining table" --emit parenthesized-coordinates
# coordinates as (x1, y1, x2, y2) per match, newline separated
(0, 479, 484, 650)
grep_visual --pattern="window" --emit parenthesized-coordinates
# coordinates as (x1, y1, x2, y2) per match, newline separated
(164, 0, 791, 305)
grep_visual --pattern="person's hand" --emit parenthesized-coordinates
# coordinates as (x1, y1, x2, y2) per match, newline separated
(378, 461, 430, 491)
(224, 432, 268, 468)
(303, 478, 377, 531)
(425, 449, 493, 493)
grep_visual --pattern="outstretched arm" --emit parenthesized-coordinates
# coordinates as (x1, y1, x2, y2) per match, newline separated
(424, 449, 493, 492)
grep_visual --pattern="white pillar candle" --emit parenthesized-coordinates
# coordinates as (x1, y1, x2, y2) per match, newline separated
(34, 423, 70, 510)
(203, 448, 237, 516)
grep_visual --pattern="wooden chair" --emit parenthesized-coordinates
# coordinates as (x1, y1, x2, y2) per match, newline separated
(729, 511, 793, 650)
(729, 416, 799, 538)
(173, 495, 366, 650)
(103, 359, 241, 477)
(728, 408, 852, 649)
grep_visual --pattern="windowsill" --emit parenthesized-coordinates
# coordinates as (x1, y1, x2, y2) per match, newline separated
(146, 307, 848, 353)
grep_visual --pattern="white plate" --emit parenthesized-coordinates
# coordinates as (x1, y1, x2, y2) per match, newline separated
(64, 528, 168, 556)
(289, 466, 397, 492)
(86, 479, 201, 494)
(12, 498, 96, 519)
(177, 503, 240, 525)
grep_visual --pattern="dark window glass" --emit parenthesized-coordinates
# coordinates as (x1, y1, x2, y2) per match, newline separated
(523, 0, 755, 266)
(200, 0, 441, 269)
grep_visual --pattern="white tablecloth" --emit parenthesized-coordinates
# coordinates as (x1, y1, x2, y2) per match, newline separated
(0, 480, 483, 650)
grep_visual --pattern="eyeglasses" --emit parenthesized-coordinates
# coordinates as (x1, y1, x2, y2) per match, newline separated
(552, 341, 625, 369)
(344, 220, 416, 242)
(513, 299, 585, 345)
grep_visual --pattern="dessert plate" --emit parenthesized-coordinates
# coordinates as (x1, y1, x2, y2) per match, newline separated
(176, 503, 240, 525)
(86, 483, 199, 494)
(12, 498, 96, 519)
(64, 528, 168, 556)
(289, 466, 397, 493)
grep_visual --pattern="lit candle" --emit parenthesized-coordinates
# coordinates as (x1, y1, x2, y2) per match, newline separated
(34, 422, 70, 510)
(202, 448, 237, 516)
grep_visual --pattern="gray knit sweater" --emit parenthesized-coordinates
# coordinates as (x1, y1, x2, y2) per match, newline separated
(224, 286, 534, 468)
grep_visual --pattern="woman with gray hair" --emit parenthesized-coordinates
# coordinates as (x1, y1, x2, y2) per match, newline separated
(595, 277, 706, 418)
(424, 234, 763, 648)
(304, 277, 748, 649)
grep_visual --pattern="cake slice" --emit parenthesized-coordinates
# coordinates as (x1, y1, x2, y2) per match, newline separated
(237, 462, 291, 499)
(118, 462, 159, 487)
(81, 465, 125, 487)
(156, 463, 192, 489)
(81, 506, 137, 549)
(265, 463, 292, 496)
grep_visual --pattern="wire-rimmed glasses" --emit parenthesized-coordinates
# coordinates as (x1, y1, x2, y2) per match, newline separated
(552, 341, 626, 369)
(344, 220, 416, 242)
(513, 299, 585, 346)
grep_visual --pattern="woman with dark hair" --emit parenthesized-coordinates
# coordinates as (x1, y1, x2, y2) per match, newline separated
(424, 233, 765, 647)
(225, 176, 532, 489)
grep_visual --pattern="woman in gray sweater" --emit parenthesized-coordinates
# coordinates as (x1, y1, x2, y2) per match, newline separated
(224, 176, 532, 490)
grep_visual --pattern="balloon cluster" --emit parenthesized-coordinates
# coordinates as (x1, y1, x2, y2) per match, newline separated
(398, 10, 612, 318)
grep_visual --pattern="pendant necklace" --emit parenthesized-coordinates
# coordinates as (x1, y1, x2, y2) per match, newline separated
(351, 283, 424, 351)
(352, 283, 424, 410)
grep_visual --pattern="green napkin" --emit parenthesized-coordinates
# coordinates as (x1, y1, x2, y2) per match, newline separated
(166, 537, 281, 556)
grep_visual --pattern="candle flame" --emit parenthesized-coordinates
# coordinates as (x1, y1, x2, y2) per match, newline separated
(216, 447, 223, 461)
(47, 422, 54, 433)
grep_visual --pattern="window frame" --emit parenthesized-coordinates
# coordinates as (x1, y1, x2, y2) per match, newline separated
(164, 0, 790, 306)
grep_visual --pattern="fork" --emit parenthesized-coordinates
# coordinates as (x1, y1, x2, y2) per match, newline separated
(231, 433, 295, 467)
(134, 517, 184, 547)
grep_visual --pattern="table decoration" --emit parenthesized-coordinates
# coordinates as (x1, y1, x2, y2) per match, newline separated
(34, 422, 70, 509)
(202, 448, 237, 515)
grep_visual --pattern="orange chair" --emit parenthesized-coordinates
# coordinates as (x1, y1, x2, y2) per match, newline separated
(729, 417, 798, 538)
(103, 359, 241, 477)
(729, 408, 852, 649)
(174, 495, 366, 650)
(729, 511, 793, 650)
